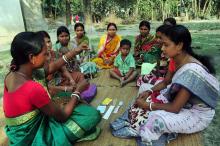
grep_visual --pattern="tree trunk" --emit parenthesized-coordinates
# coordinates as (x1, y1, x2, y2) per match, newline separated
(82, 0, 92, 24)
(66, 0, 71, 26)
(202, 0, 210, 16)
(135, 0, 140, 16)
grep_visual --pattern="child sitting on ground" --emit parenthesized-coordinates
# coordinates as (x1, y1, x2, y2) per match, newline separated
(110, 39, 137, 87)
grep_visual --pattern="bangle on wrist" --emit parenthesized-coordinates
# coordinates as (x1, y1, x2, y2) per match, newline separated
(149, 102, 153, 111)
(62, 55, 69, 63)
(71, 93, 81, 101)
(146, 88, 153, 94)
(73, 91, 80, 95)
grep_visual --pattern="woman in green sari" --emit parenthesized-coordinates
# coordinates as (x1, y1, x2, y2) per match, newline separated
(3, 32, 101, 146)
(72, 23, 90, 63)
(134, 20, 161, 66)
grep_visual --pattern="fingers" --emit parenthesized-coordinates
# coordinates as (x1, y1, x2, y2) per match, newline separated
(79, 43, 90, 51)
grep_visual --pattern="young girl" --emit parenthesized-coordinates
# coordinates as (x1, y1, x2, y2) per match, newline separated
(111, 25, 219, 145)
(72, 23, 90, 63)
(93, 23, 121, 69)
(53, 26, 81, 72)
(3, 32, 101, 145)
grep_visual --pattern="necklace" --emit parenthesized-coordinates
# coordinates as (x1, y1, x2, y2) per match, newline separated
(175, 55, 189, 71)
(16, 71, 32, 80)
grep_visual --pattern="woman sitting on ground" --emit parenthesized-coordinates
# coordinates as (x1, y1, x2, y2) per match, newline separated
(36, 31, 88, 97)
(53, 26, 82, 72)
(72, 23, 90, 63)
(3, 32, 101, 145)
(133, 20, 158, 66)
(111, 25, 219, 145)
(93, 23, 121, 69)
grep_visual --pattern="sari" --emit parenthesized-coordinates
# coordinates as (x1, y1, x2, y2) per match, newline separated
(92, 34, 121, 69)
(111, 63, 219, 144)
(5, 104, 101, 146)
(3, 80, 101, 146)
(134, 34, 160, 66)
(72, 35, 90, 62)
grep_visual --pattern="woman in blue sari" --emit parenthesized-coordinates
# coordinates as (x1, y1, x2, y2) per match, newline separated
(110, 25, 219, 145)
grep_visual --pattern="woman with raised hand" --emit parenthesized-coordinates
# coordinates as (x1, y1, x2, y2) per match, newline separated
(3, 32, 101, 146)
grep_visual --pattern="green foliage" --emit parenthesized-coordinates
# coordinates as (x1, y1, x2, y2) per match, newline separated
(70, 0, 83, 15)
(42, 0, 220, 22)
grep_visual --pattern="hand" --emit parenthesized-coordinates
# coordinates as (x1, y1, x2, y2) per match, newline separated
(104, 58, 113, 65)
(66, 86, 76, 92)
(137, 91, 150, 100)
(121, 76, 126, 81)
(69, 79, 76, 86)
(75, 80, 89, 93)
(104, 58, 110, 65)
(75, 43, 90, 54)
(78, 99, 89, 105)
(135, 98, 149, 110)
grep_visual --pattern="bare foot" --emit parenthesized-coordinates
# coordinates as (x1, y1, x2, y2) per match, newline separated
(120, 80, 127, 87)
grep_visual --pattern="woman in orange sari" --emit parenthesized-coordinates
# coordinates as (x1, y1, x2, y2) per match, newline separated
(93, 23, 121, 69)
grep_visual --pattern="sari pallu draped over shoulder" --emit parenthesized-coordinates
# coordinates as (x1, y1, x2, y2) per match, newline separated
(134, 34, 156, 53)
(169, 63, 220, 108)
(5, 104, 101, 146)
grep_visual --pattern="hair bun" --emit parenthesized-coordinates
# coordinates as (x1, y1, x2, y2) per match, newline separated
(10, 64, 17, 72)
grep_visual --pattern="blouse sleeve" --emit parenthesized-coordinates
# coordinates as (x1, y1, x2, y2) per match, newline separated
(29, 82, 51, 108)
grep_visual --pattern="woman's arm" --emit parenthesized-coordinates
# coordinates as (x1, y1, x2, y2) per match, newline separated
(138, 70, 174, 100)
(60, 66, 76, 86)
(40, 96, 78, 122)
(46, 44, 89, 75)
(40, 80, 88, 122)
(124, 67, 135, 79)
(136, 87, 191, 113)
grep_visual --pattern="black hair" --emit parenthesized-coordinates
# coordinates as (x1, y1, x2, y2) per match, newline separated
(156, 24, 172, 34)
(107, 23, 117, 30)
(38, 30, 50, 39)
(164, 25, 215, 74)
(10, 32, 45, 71)
(120, 39, 131, 48)
(56, 26, 70, 43)
(139, 20, 150, 30)
(164, 17, 176, 26)
(74, 23, 85, 31)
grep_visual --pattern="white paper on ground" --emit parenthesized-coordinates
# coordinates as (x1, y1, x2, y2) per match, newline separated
(113, 101, 124, 113)
(103, 105, 115, 119)
(97, 105, 106, 114)
(113, 106, 120, 113)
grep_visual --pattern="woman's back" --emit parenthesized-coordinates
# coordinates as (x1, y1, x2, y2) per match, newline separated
(3, 75, 50, 117)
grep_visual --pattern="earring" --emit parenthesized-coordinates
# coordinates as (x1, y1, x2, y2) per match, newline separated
(32, 58, 35, 65)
